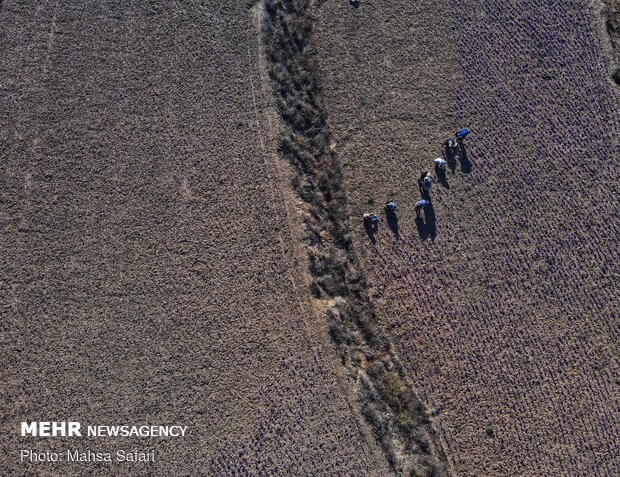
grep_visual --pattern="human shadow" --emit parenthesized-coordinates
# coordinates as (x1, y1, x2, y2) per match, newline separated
(415, 203, 436, 241)
(446, 149, 458, 174)
(436, 166, 449, 189)
(364, 220, 378, 244)
(425, 203, 437, 240)
(385, 207, 399, 239)
(415, 217, 429, 241)
(458, 142, 473, 173)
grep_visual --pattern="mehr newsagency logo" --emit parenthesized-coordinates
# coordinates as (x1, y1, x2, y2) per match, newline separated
(21, 421, 188, 437)
(19, 421, 189, 463)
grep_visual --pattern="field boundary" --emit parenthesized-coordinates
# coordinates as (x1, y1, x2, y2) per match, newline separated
(249, 0, 371, 436)
(260, 0, 451, 474)
(595, 0, 620, 84)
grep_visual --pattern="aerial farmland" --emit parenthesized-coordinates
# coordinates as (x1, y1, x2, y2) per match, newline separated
(316, 0, 620, 475)
(1, 0, 618, 476)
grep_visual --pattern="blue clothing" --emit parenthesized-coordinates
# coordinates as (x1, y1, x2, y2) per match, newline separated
(422, 176, 433, 191)
(456, 128, 470, 140)
(415, 199, 429, 210)
(385, 201, 397, 211)
(364, 213, 380, 223)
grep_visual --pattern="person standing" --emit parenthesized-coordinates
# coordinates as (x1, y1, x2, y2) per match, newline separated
(422, 173, 433, 192)
(443, 138, 458, 156)
(418, 171, 432, 194)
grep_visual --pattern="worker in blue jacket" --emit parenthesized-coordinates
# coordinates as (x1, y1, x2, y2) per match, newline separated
(455, 128, 470, 142)
(415, 199, 430, 218)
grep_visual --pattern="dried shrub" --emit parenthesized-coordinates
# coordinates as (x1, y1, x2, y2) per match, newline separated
(262, 0, 449, 474)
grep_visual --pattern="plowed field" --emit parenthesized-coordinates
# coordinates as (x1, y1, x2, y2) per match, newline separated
(0, 1, 391, 475)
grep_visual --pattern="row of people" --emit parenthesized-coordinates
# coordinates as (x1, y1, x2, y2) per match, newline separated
(363, 128, 470, 229)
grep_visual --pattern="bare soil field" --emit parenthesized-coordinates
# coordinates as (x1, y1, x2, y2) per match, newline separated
(0, 1, 393, 475)
(315, 0, 620, 476)
(3, 0, 619, 475)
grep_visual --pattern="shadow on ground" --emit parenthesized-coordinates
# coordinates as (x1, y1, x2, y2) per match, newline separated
(364, 220, 378, 244)
(415, 203, 436, 241)
(458, 143, 473, 173)
(385, 208, 399, 239)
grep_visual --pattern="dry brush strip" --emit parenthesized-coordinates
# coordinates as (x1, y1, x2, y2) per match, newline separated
(605, 0, 620, 83)
(262, 0, 449, 475)
(596, 0, 620, 84)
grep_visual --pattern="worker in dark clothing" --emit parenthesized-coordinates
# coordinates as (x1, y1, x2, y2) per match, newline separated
(418, 171, 431, 195)
(443, 138, 458, 155)
(384, 201, 399, 238)
(422, 172, 433, 192)
(363, 212, 379, 242)
(363, 213, 380, 224)
(414, 199, 430, 218)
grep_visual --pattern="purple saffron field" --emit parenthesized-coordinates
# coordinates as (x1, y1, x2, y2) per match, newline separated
(355, 0, 619, 475)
